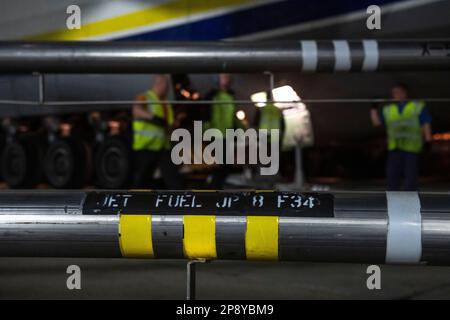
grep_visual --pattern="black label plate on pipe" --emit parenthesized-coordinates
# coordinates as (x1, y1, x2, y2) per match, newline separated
(83, 191, 334, 217)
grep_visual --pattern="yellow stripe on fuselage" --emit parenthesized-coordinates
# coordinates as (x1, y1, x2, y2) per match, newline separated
(28, 0, 254, 40)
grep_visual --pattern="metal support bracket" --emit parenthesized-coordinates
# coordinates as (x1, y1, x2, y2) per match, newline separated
(186, 259, 208, 300)
(264, 71, 275, 94)
(33, 72, 45, 105)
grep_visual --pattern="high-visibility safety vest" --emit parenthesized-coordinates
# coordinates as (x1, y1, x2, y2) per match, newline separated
(132, 90, 174, 151)
(259, 103, 282, 131)
(211, 90, 236, 136)
(383, 101, 424, 153)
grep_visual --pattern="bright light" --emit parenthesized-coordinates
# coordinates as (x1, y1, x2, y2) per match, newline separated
(60, 123, 72, 137)
(180, 89, 191, 99)
(192, 92, 200, 100)
(109, 121, 121, 136)
(250, 85, 313, 150)
(272, 85, 300, 108)
(250, 91, 268, 108)
(433, 132, 450, 141)
(250, 85, 301, 109)
(236, 110, 246, 120)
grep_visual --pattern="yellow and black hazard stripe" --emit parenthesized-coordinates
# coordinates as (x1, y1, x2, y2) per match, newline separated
(85, 189, 334, 260)
(119, 213, 279, 260)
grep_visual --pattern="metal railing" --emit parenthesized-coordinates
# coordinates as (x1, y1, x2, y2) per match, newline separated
(0, 40, 448, 73)
(0, 190, 448, 266)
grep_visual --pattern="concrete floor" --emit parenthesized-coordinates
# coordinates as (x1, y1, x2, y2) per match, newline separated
(1, 258, 450, 299)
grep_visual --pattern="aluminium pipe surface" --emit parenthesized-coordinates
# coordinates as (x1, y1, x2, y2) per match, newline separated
(0, 40, 448, 73)
(0, 190, 449, 265)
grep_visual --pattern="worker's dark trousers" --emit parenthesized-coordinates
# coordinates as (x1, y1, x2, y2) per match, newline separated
(387, 150, 419, 191)
(210, 165, 233, 189)
(132, 150, 183, 189)
(210, 140, 233, 189)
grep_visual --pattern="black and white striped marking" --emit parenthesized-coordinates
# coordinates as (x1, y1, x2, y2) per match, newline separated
(300, 40, 380, 72)
(385, 192, 422, 264)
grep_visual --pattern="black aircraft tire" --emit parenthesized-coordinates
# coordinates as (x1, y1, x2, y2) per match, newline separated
(44, 138, 87, 188)
(1, 138, 42, 188)
(95, 137, 130, 189)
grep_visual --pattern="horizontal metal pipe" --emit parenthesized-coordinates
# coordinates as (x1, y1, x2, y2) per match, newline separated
(0, 190, 85, 215)
(0, 190, 449, 265)
(2, 98, 450, 107)
(0, 40, 448, 73)
(0, 215, 120, 258)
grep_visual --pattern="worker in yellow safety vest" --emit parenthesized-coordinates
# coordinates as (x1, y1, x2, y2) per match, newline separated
(255, 91, 285, 139)
(131, 74, 183, 189)
(252, 91, 285, 183)
(370, 83, 432, 191)
(205, 74, 245, 189)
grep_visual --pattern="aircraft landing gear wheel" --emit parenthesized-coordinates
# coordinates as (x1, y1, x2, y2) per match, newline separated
(95, 137, 130, 189)
(1, 139, 43, 188)
(44, 138, 88, 188)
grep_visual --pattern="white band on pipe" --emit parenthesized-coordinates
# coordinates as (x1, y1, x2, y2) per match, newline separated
(301, 40, 318, 71)
(333, 40, 351, 71)
(362, 40, 379, 71)
(385, 192, 422, 264)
